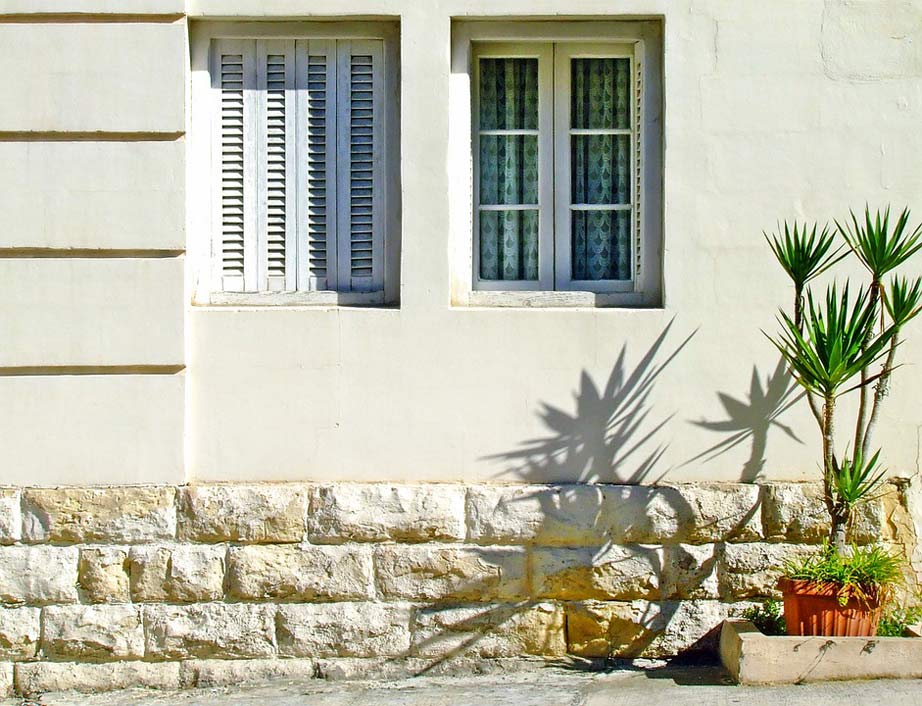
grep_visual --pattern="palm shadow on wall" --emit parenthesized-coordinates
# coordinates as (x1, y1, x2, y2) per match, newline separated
(486, 319, 695, 486)
(683, 358, 803, 482)
(403, 324, 806, 671)
(392, 321, 810, 673)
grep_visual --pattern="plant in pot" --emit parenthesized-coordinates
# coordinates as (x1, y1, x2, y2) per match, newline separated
(765, 207, 922, 637)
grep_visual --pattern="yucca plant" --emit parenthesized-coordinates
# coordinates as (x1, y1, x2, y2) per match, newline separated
(766, 207, 922, 552)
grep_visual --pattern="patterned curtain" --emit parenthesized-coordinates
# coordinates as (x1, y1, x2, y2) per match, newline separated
(571, 58, 632, 281)
(478, 58, 539, 281)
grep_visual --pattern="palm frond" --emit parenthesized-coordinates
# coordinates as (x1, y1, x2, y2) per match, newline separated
(836, 206, 922, 280)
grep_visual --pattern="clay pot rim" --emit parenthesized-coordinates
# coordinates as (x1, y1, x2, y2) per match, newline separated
(778, 577, 883, 606)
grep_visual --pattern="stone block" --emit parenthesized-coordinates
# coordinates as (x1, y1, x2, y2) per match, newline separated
(566, 600, 743, 658)
(144, 603, 277, 660)
(227, 545, 373, 601)
(664, 544, 721, 600)
(660, 483, 763, 543)
(277, 603, 412, 658)
(0, 140, 185, 251)
(179, 484, 308, 543)
(763, 482, 886, 545)
(0, 608, 39, 660)
(0, 258, 184, 368)
(720, 543, 817, 598)
(566, 601, 652, 658)
(0, 663, 10, 698)
(15, 661, 181, 696)
(544, 484, 762, 545)
(130, 545, 225, 602)
(762, 483, 829, 543)
(0, 491, 19, 545)
(79, 547, 130, 603)
(465, 484, 606, 546)
(0, 546, 78, 605)
(22, 486, 176, 544)
(411, 602, 566, 658)
(532, 545, 664, 600)
(375, 546, 527, 602)
(43, 604, 144, 660)
(181, 658, 316, 688)
(309, 483, 465, 543)
(0, 23, 185, 132)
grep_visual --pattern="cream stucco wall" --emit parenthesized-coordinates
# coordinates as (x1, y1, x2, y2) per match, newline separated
(2, 0, 922, 486)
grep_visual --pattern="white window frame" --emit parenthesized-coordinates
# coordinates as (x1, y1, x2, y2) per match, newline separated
(189, 21, 401, 307)
(452, 21, 663, 308)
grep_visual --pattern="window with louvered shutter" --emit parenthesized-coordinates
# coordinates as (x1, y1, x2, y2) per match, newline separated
(211, 35, 389, 298)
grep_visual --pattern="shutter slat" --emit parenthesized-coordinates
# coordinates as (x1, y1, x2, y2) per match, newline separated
(296, 39, 338, 290)
(257, 40, 296, 292)
(341, 41, 385, 291)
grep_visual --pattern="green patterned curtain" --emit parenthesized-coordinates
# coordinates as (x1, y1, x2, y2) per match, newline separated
(571, 58, 632, 281)
(478, 58, 539, 281)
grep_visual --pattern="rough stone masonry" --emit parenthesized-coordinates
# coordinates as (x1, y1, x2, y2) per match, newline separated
(0, 481, 914, 697)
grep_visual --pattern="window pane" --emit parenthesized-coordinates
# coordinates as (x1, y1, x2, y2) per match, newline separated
(572, 210, 631, 281)
(480, 210, 539, 280)
(479, 58, 539, 130)
(480, 135, 539, 205)
(571, 58, 630, 130)
(571, 135, 630, 205)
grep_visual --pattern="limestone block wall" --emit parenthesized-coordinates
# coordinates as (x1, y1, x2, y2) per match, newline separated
(0, 481, 908, 697)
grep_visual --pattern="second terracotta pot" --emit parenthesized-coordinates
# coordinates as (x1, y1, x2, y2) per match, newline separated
(779, 578, 882, 637)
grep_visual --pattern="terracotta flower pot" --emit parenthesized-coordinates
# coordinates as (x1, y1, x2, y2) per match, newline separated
(778, 577, 883, 637)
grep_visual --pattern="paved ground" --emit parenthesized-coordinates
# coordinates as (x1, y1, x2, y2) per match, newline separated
(12, 664, 922, 706)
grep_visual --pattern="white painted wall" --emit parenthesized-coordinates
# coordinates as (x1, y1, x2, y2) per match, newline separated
(3, 1, 922, 486)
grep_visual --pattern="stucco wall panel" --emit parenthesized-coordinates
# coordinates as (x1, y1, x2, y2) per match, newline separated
(0, 375, 183, 485)
(0, 258, 183, 367)
(0, 23, 185, 133)
(0, 141, 184, 250)
(0, 1, 183, 13)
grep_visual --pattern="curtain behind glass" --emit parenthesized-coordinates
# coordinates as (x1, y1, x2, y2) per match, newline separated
(571, 57, 632, 281)
(478, 58, 539, 281)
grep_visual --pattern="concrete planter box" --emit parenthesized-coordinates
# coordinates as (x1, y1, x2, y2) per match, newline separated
(720, 619, 922, 684)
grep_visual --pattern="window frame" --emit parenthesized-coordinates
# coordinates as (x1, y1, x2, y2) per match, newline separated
(452, 21, 663, 308)
(190, 21, 401, 307)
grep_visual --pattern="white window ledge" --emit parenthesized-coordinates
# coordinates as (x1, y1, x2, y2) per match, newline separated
(459, 290, 649, 308)
(206, 291, 386, 307)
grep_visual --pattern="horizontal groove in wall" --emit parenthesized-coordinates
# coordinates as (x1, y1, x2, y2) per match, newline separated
(0, 13, 185, 24)
(0, 365, 185, 377)
(0, 249, 184, 259)
(0, 131, 184, 142)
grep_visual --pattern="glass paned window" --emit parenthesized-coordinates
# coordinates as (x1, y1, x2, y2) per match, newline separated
(477, 58, 540, 282)
(569, 57, 632, 282)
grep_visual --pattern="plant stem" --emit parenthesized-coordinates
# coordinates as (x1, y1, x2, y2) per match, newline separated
(854, 281, 881, 458)
(822, 393, 837, 519)
(862, 329, 900, 455)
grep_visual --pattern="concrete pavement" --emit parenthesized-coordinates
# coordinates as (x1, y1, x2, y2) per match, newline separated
(13, 664, 921, 706)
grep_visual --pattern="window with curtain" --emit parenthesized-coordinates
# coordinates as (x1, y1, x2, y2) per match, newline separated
(473, 42, 644, 295)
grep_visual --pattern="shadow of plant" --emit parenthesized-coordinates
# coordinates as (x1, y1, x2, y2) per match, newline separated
(403, 322, 802, 673)
(684, 358, 803, 482)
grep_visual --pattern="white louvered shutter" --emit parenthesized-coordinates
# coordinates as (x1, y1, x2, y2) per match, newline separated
(214, 39, 257, 292)
(296, 39, 338, 291)
(214, 36, 386, 296)
(336, 40, 385, 293)
(256, 40, 296, 291)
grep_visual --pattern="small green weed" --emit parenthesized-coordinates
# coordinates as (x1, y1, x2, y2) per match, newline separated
(741, 599, 786, 636)
(877, 603, 922, 637)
